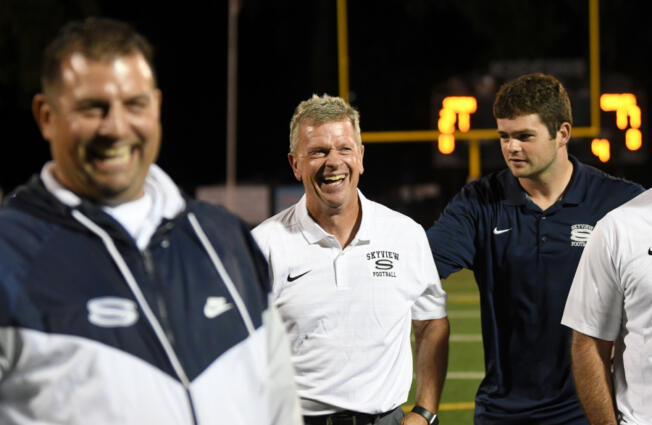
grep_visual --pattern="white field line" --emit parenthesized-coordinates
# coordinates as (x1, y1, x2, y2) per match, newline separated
(450, 333, 482, 342)
(412, 371, 484, 380)
(447, 371, 485, 379)
(410, 332, 482, 343)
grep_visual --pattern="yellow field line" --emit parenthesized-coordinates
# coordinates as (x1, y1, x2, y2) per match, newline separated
(402, 402, 475, 412)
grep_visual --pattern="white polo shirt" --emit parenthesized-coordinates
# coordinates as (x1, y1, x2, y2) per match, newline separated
(252, 191, 447, 415)
(562, 189, 652, 425)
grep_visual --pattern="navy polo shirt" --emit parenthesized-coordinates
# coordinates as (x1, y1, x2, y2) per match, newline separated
(427, 156, 644, 425)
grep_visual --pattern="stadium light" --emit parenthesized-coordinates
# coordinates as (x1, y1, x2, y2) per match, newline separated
(600, 93, 643, 153)
(437, 96, 478, 154)
(438, 134, 455, 155)
(626, 128, 642, 151)
(600, 93, 638, 130)
(591, 138, 610, 162)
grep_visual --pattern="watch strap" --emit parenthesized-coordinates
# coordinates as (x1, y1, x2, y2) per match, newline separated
(411, 405, 439, 424)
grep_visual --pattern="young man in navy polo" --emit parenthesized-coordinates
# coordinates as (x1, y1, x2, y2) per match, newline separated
(426, 73, 644, 424)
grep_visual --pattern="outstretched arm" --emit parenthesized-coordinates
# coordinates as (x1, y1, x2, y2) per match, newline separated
(403, 317, 450, 425)
(571, 330, 617, 425)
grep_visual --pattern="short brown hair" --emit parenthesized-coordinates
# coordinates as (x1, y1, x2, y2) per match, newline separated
(41, 17, 156, 95)
(289, 94, 361, 153)
(493, 73, 572, 138)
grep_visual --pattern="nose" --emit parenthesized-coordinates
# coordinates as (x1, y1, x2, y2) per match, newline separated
(505, 137, 521, 152)
(324, 149, 344, 167)
(97, 105, 128, 139)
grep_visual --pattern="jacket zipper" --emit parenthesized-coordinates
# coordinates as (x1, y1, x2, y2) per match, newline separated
(141, 247, 199, 425)
(70, 209, 200, 424)
(142, 248, 175, 346)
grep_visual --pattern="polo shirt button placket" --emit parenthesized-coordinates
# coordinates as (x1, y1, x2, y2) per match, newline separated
(334, 249, 345, 288)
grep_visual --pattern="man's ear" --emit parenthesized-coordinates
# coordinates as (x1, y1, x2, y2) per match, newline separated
(359, 143, 365, 175)
(557, 122, 572, 148)
(32, 94, 55, 142)
(288, 152, 302, 181)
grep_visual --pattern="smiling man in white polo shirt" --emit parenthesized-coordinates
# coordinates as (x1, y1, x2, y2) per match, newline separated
(253, 94, 449, 425)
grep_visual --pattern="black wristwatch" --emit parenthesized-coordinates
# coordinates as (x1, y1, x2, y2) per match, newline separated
(411, 405, 439, 425)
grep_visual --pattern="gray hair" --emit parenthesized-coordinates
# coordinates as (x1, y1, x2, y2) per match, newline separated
(289, 94, 361, 152)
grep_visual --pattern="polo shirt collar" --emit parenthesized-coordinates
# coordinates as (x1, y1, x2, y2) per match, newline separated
(557, 155, 584, 205)
(502, 154, 584, 207)
(503, 170, 527, 206)
(297, 189, 372, 246)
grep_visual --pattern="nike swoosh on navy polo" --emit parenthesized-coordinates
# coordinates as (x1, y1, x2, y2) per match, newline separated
(287, 270, 311, 282)
(493, 227, 511, 235)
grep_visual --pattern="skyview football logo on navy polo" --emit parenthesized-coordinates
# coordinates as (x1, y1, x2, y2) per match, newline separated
(570, 224, 593, 247)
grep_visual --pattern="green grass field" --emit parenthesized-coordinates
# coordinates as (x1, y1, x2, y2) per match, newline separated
(404, 269, 483, 424)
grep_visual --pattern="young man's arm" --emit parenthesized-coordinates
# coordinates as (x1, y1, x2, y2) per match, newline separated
(402, 318, 449, 425)
(571, 330, 617, 425)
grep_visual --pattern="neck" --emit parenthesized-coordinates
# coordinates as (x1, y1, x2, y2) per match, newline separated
(519, 155, 574, 211)
(307, 198, 362, 248)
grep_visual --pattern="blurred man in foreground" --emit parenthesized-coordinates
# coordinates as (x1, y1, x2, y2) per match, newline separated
(253, 94, 449, 425)
(427, 73, 643, 424)
(563, 188, 652, 424)
(0, 17, 301, 425)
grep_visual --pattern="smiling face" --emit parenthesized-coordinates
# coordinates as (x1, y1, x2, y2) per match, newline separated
(288, 119, 364, 217)
(497, 113, 570, 183)
(33, 52, 162, 205)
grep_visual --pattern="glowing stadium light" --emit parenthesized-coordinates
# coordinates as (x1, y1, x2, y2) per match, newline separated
(628, 105, 641, 129)
(626, 128, 642, 151)
(442, 96, 477, 132)
(600, 93, 635, 110)
(438, 134, 455, 154)
(600, 93, 639, 130)
(438, 108, 456, 134)
(436, 96, 478, 154)
(599, 93, 643, 155)
(591, 138, 610, 162)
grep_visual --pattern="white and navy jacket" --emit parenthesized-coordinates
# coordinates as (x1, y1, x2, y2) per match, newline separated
(0, 175, 301, 425)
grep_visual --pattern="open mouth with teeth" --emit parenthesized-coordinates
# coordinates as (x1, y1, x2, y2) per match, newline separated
(88, 145, 137, 169)
(322, 174, 346, 186)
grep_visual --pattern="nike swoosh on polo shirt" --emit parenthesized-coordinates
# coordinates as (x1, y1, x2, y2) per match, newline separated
(493, 227, 511, 235)
(287, 270, 311, 282)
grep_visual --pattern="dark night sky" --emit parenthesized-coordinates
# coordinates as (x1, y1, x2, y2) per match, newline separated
(2, 0, 651, 224)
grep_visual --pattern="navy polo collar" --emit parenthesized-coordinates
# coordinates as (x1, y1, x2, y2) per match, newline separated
(502, 155, 585, 207)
